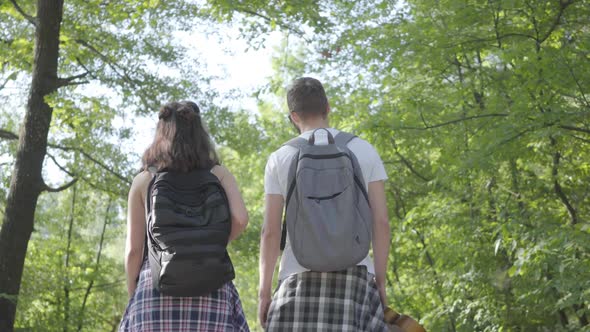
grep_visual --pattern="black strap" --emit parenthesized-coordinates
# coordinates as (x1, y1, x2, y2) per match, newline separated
(145, 174, 156, 213)
(141, 174, 157, 263)
(280, 218, 288, 251)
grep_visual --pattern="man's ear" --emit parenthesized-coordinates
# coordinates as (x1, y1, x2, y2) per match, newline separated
(290, 111, 302, 124)
(326, 104, 331, 115)
(289, 111, 302, 134)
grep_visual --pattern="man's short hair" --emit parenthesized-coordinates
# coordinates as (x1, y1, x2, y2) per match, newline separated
(287, 77, 329, 119)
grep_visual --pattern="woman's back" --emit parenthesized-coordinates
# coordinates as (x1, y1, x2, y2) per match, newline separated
(119, 101, 249, 332)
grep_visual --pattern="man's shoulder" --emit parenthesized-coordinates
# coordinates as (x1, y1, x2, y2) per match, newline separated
(267, 144, 298, 168)
(343, 134, 383, 164)
(344, 133, 377, 151)
(271, 144, 298, 156)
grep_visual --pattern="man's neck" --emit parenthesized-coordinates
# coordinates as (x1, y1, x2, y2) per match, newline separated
(299, 119, 330, 133)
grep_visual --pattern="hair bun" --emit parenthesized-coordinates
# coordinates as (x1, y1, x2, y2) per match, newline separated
(176, 105, 197, 122)
(158, 101, 200, 122)
(158, 105, 174, 120)
(181, 101, 200, 114)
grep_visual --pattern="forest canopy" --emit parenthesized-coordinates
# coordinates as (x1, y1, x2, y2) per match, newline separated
(0, 0, 588, 331)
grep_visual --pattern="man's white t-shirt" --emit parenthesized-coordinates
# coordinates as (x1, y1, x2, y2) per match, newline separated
(264, 128, 388, 281)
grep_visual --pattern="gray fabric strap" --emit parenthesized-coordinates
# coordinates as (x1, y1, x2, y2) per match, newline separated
(281, 137, 306, 251)
(309, 128, 335, 145)
(334, 132, 369, 204)
(334, 131, 357, 147)
(283, 137, 308, 148)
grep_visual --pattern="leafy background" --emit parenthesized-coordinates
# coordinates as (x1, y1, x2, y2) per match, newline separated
(0, 0, 588, 331)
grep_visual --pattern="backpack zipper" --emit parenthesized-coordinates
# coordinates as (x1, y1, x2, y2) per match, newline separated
(307, 191, 343, 201)
(289, 153, 370, 204)
(299, 152, 349, 160)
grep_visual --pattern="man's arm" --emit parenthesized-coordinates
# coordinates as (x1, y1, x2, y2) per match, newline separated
(258, 193, 284, 327)
(368, 180, 391, 306)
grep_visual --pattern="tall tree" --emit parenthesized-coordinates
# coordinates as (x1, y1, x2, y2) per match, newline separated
(0, 1, 66, 329)
(0, 0, 207, 328)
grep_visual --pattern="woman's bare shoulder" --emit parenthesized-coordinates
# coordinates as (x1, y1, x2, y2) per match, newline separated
(133, 170, 152, 185)
(130, 171, 152, 199)
(210, 164, 230, 182)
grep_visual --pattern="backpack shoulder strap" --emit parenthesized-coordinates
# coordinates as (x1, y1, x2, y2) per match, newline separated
(283, 136, 308, 149)
(145, 173, 157, 214)
(142, 173, 157, 264)
(334, 131, 357, 148)
(280, 151, 301, 251)
(280, 138, 305, 252)
(334, 132, 370, 204)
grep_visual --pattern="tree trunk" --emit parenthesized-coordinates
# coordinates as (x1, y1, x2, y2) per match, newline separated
(0, 1, 64, 330)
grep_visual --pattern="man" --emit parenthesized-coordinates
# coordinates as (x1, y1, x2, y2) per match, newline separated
(258, 77, 391, 331)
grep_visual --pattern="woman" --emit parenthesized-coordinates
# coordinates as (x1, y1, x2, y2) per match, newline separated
(119, 101, 250, 331)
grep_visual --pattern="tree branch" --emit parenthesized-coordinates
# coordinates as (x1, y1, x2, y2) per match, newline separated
(413, 227, 458, 332)
(236, 8, 307, 38)
(551, 138, 578, 225)
(561, 54, 590, 109)
(63, 184, 77, 330)
(46, 152, 75, 177)
(77, 199, 111, 332)
(0, 129, 18, 140)
(47, 144, 131, 185)
(74, 39, 139, 87)
(46, 151, 126, 197)
(57, 72, 90, 88)
(569, 134, 590, 144)
(0, 72, 17, 91)
(44, 178, 78, 193)
(74, 39, 156, 107)
(441, 33, 537, 49)
(75, 57, 98, 80)
(395, 113, 509, 130)
(573, 303, 589, 326)
(539, 0, 573, 44)
(68, 279, 125, 292)
(390, 138, 432, 182)
(559, 125, 590, 135)
(8, 0, 36, 26)
(0, 128, 131, 185)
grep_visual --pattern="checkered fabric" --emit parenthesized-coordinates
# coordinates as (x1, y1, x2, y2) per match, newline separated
(266, 266, 388, 331)
(119, 260, 249, 332)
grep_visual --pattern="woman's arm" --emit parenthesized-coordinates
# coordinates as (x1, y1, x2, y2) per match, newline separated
(213, 165, 249, 241)
(124, 172, 150, 298)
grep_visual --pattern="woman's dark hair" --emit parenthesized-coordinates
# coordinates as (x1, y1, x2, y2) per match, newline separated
(142, 101, 219, 172)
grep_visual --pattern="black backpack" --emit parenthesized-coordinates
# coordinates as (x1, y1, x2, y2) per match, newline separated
(145, 169, 235, 297)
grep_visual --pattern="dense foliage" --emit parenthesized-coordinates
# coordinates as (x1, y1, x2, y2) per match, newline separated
(298, 1, 590, 330)
(1, 0, 588, 331)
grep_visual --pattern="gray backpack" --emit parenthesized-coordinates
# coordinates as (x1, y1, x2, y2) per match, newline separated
(280, 129, 373, 272)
